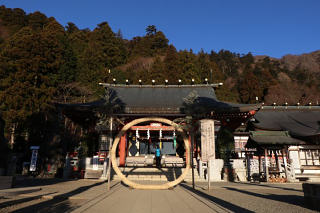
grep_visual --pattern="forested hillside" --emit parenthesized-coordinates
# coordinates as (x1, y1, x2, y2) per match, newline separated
(0, 6, 320, 140)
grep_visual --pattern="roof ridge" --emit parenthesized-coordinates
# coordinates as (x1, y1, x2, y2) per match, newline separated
(98, 83, 222, 88)
(250, 130, 289, 136)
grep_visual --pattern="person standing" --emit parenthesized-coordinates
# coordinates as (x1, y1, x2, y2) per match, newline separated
(155, 145, 161, 168)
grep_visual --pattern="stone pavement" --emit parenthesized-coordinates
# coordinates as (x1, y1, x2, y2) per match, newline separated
(0, 178, 318, 213)
(0, 178, 109, 212)
(74, 182, 317, 213)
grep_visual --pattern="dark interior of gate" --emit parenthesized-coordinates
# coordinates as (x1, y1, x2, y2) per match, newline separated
(117, 121, 186, 168)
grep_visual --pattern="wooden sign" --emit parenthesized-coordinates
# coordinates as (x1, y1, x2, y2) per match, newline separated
(200, 119, 215, 162)
(29, 149, 38, 172)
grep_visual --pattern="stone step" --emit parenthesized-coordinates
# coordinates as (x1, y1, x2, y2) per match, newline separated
(85, 169, 103, 179)
(110, 167, 206, 182)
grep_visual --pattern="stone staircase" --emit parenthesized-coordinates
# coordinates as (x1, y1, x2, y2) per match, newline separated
(111, 167, 206, 182)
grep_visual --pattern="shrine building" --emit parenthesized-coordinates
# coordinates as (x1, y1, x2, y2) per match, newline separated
(60, 83, 259, 186)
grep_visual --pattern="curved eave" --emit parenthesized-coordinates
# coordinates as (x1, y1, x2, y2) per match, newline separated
(252, 109, 320, 138)
(209, 103, 261, 116)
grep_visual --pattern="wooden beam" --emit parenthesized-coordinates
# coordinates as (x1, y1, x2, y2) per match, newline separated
(115, 117, 125, 126)
(131, 125, 175, 131)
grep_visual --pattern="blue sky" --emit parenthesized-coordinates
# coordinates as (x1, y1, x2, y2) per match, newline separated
(1, 0, 319, 58)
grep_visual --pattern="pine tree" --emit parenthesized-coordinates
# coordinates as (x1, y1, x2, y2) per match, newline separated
(146, 25, 157, 36)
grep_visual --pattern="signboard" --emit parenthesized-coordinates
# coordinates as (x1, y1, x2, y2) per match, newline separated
(200, 119, 215, 162)
(98, 151, 107, 162)
(150, 123, 161, 127)
(99, 134, 110, 151)
(234, 136, 249, 151)
(29, 149, 39, 172)
(93, 156, 99, 170)
(30, 146, 40, 150)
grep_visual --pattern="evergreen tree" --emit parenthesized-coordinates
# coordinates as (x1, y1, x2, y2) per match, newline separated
(149, 56, 165, 82)
(146, 25, 157, 36)
(163, 45, 179, 83)
(178, 50, 200, 83)
(27, 11, 48, 31)
(0, 19, 72, 143)
(65, 22, 79, 34)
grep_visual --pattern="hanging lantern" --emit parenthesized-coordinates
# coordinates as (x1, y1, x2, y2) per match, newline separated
(159, 129, 162, 139)
(136, 129, 140, 139)
(147, 129, 150, 139)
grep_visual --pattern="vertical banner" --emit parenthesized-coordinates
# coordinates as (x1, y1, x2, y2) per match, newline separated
(99, 134, 109, 151)
(200, 119, 215, 162)
(29, 146, 40, 171)
(93, 156, 99, 170)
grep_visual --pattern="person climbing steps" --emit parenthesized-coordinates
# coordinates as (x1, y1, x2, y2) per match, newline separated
(155, 144, 161, 168)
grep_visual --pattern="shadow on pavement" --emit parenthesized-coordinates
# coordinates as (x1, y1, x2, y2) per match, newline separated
(12, 197, 77, 213)
(235, 182, 302, 192)
(11, 180, 106, 213)
(14, 178, 74, 188)
(223, 186, 315, 211)
(180, 183, 254, 213)
(0, 192, 56, 209)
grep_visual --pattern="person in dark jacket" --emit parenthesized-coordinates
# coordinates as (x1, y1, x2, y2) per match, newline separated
(155, 144, 161, 168)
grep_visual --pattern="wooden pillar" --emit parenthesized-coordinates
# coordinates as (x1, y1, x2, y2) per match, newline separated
(282, 148, 288, 179)
(189, 133, 195, 189)
(275, 150, 279, 172)
(258, 154, 261, 181)
(119, 133, 126, 166)
(107, 117, 113, 191)
(264, 148, 269, 182)
(246, 149, 250, 181)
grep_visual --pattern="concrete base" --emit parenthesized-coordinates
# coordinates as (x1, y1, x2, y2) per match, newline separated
(0, 176, 15, 189)
(84, 169, 103, 179)
(208, 158, 224, 181)
(232, 159, 247, 182)
(0, 168, 5, 176)
(302, 183, 320, 211)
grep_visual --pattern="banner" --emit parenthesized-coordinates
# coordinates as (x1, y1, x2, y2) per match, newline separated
(200, 119, 215, 162)
(30, 149, 38, 172)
